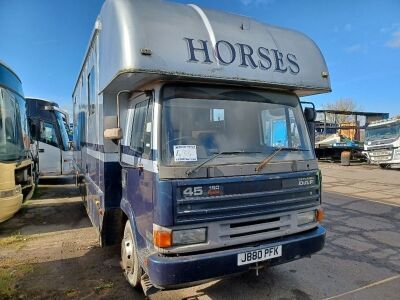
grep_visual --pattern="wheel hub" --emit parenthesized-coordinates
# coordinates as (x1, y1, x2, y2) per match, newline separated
(122, 234, 134, 274)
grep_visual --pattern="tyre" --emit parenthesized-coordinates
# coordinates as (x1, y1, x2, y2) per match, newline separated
(341, 151, 351, 166)
(379, 164, 388, 169)
(121, 220, 142, 288)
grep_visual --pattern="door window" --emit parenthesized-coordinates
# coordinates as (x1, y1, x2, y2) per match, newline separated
(40, 122, 59, 147)
(130, 97, 153, 157)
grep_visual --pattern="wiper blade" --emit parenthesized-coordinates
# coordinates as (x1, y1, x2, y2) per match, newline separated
(274, 147, 309, 152)
(255, 147, 283, 173)
(255, 147, 309, 173)
(186, 151, 261, 177)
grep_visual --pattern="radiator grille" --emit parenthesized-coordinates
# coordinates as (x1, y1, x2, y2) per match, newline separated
(175, 173, 320, 224)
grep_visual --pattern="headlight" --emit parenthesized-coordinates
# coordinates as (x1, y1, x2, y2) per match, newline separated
(172, 228, 207, 245)
(298, 211, 316, 225)
(394, 149, 400, 159)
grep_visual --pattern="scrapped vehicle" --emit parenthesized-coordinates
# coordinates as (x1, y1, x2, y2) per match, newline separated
(26, 98, 73, 176)
(72, 0, 331, 294)
(0, 62, 37, 223)
(314, 110, 388, 165)
(364, 116, 400, 168)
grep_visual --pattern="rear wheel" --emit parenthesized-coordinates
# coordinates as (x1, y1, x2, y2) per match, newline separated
(341, 151, 351, 166)
(379, 164, 389, 169)
(121, 220, 142, 288)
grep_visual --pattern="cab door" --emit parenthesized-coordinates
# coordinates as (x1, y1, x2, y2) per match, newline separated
(121, 93, 154, 240)
(38, 121, 61, 175)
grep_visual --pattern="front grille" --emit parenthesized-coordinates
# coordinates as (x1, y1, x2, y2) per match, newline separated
(220, 213, 291, 241)
(175, 173, 320, 224)
(369, 148, 393, 161)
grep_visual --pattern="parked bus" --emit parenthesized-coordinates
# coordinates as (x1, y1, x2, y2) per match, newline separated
(26, 98, 73, 176)
(0, 62, 37, 223)
(72, 0, 330, 293)
(364, 116, 400, 168)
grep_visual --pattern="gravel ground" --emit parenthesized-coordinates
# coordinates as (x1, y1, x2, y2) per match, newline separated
(0, 165, 399, 300)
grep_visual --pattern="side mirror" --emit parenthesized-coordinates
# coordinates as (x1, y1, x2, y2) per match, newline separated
(304, 107, 317, 122)
(104, 128, 122, 140)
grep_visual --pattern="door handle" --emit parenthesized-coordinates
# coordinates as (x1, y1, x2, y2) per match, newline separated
(39, 149, 44, 153)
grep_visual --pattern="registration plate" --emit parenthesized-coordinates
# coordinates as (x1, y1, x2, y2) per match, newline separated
(237, 245, 282, 266)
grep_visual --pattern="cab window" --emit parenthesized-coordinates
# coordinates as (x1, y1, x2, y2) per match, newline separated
(40, 122, 58, 147)
(130, 97, 153, 158)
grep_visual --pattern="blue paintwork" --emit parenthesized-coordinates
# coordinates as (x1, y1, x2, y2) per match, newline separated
(74, 141, 324, 287)
(125, 167, 154, 243)
(153, 176, 174, 227)
(147, 225, 325, 287)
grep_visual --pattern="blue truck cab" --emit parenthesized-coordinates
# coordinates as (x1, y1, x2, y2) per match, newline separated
(72, 0, 331, 292)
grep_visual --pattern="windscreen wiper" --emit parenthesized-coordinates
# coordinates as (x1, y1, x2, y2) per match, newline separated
(275, 147, 309, 152)
(255, 147, 309, 173)
(186, 151, 261, 177)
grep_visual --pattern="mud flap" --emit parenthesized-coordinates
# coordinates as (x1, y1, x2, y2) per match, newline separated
(141, 273, 160, 297)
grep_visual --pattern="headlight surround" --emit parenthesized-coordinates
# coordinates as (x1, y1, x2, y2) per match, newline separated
(394, 148, 400, 159)
(298, 211, 316, 226)
(172, 228, 207, 245)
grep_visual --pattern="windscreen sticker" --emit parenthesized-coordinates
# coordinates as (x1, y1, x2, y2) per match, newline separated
(173, 145, 198, 162)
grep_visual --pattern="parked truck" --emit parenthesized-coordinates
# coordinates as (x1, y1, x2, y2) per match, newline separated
(0, 62, 37, 223)
(72, 0, 330, 293)
(26, 98, 73, 176)
(314, 110, 388, 165)
(364, 116, 400, 168)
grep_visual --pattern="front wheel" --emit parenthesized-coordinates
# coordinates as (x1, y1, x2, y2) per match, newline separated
(121, 220, 142, 288)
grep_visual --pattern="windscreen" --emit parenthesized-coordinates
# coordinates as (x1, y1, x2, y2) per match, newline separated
(161, 85, 314, 166)
(0, 88, 26, 161)
(366, 123, 400, 141)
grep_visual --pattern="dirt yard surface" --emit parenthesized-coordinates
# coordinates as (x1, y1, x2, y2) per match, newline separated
(320, 162, 400, 207)
(0, 166, 399, 300)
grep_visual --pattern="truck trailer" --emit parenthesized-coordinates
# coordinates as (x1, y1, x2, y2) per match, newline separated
(72, 0, 331, 293)
(0, 62, 37, 223)
(364, 116, 400, 168)
(26, 98, 73, 176)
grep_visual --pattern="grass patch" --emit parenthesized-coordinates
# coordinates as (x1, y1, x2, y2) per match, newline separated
(94, 279, 114, 294)
(0, 232, 30, 248)
(64, 288, 79, 298)
(0, 263, 33, 299)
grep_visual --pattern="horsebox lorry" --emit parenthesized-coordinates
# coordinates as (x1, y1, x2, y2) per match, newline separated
(72, 0, 330, 293)
(0, 62, 37, 223)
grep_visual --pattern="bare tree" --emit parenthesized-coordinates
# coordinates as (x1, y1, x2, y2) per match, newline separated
(321, 98, 361, 123)
(322, 98, 359, 112)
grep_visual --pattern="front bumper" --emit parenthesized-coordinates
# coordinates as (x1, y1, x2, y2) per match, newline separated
(147, 225, 326, 288)
(0, 192, 23, 223)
